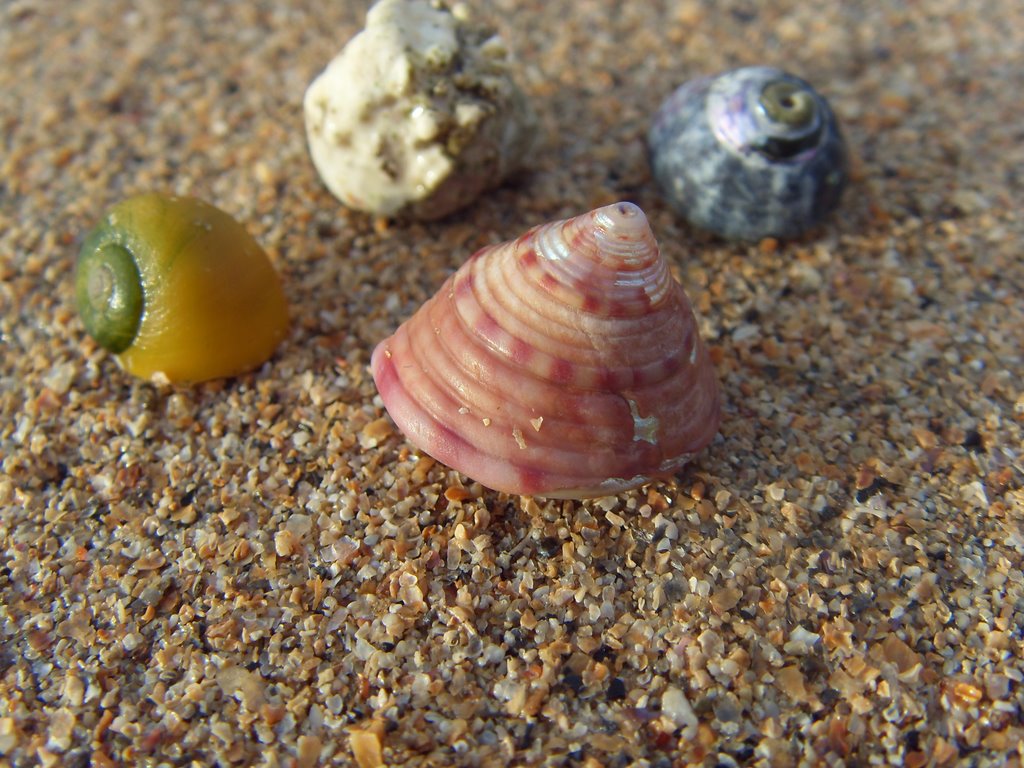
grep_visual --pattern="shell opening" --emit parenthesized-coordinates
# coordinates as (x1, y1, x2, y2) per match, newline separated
(759, 81, 815, 128)
(753, 80, 823, 160)
(76, 241, 144, 354)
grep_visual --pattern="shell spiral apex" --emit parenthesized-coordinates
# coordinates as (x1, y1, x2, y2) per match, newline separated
(370, 202, 721, 499)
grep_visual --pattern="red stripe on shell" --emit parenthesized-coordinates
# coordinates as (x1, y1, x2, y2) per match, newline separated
(549, 357, 574, 385)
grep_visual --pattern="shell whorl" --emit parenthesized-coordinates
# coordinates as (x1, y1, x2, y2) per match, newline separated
(647, 66, 848, 241)
(706, 66, 825, 164)
(531, 201, 674, 312)
(371, 202, 720, 498)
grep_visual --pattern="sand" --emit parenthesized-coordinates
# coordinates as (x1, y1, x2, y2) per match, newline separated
(1, 1, 1022, 765)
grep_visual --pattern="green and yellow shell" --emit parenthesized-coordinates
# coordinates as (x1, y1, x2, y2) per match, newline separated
(75, 193, 289, 383)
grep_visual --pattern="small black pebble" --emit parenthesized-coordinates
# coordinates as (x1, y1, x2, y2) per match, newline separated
(514, 722, 535, 750)
(607, 678, 627, 701)
(63, 753, 91, 768)
(904, 729, 921, 751)
(818, 505, 841, 522)
(539, 536, 561, 556)
(316, 222, 339, 239)
(563, 671, 584, 695)
(854, 482, 878, 503)
(850, 593, 875, 615)
(961, 429, 984, 452)
(819, 687, 841, 707)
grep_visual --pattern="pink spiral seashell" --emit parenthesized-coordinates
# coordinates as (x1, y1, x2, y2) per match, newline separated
(371, 202, 721, 498)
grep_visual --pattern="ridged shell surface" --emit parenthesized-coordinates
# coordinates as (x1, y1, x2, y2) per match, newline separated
(371, 202, 721, 498)
(648, 66, 848, 241)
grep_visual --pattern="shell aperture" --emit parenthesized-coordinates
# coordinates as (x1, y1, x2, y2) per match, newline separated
(76, 241, 144, 354)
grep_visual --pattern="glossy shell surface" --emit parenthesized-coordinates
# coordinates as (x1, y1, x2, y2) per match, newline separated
(75, 194, 289, 383)
(648, 66, 848, 241)
(371, 202, 721, 498)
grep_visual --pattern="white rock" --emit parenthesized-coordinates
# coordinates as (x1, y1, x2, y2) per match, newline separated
(304, 0, 537, 219)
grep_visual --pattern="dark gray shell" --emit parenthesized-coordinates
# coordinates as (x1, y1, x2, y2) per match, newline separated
(648, 66, 848, 241)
